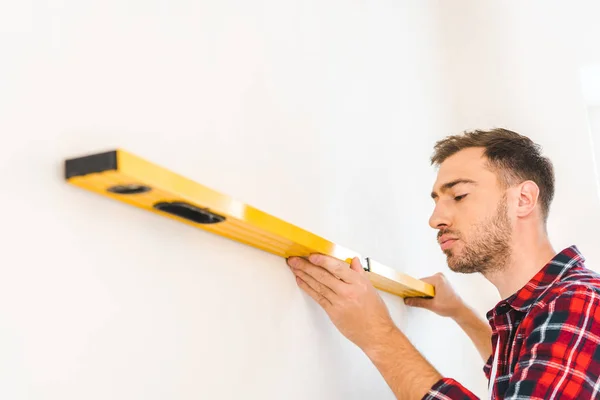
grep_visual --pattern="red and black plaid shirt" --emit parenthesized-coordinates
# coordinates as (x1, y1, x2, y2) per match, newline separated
(424, 246, 600, 399)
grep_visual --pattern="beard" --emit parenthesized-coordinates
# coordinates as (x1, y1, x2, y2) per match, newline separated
(442, 195, 512, 274)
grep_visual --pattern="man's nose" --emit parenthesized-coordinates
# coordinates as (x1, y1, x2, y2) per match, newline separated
(429, 203, 451, 230)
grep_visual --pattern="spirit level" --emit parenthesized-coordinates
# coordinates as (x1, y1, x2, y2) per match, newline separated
(64, 149, 434, 299)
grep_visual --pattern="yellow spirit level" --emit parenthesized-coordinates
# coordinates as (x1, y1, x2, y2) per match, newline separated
(64, 149, 434, 299)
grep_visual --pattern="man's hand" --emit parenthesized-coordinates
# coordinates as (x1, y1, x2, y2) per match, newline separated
(403, 272, 466, 319)
(288, 254, 445, 399)
(287, 254, 395, 351)
(405, 272, 493, 362)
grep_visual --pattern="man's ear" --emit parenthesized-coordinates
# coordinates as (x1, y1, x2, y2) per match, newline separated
(516, 180, 539, 218)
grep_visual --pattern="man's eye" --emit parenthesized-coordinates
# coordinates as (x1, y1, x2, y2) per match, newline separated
(454, 194, 468, 201)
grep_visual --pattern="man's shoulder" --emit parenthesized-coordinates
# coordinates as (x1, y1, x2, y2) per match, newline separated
(557, 264, 600, 293)
(536, 264, 600, 309)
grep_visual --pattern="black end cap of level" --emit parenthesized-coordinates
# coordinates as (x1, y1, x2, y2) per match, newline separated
(65, 150, 118, 180)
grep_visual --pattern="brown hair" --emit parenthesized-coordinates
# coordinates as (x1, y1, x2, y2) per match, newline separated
(431, 128, 555, 222)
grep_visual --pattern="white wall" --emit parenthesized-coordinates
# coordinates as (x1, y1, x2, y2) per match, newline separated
(0, 1, 481, 399)
(2, 1, 599, 399)
(580, 66, 600, 200)
(584, 106, 600, 201)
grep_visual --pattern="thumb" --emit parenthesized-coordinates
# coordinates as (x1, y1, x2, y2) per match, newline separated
(350, 257, 364, 273)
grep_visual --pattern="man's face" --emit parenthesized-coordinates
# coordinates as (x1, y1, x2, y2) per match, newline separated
(429, 147, 513, 274)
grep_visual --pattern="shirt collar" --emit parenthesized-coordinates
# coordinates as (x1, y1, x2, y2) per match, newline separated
(487, 245, 585, 318)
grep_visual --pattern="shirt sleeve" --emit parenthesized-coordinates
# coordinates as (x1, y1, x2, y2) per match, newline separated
(422, 378, 480, 400)
(422, 345, 492, 398)
(483, 354, 493, 380)
(504, 285, 600, 399)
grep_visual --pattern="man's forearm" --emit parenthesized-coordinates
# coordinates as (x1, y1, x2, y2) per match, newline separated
(453, 305, 492, 362)
(363, 325, 442, 400)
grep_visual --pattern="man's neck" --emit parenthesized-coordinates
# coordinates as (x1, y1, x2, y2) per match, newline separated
(484, 233, 557, 300)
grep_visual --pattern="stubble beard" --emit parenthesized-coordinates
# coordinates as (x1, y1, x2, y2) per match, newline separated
(444, 196, 512, 275)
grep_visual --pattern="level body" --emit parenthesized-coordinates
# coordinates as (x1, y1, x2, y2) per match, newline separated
(64, 149, 434, 298)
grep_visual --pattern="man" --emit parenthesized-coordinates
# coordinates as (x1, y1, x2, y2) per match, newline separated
(286, 128, 600, 399)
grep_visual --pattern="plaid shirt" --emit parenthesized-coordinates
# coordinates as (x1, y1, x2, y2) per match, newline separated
(424, 246, 600, 399)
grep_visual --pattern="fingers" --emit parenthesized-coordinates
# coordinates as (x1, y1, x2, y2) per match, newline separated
(288, 256, 347, 294)
(295, 275, 332, 309)
(420, 273, 443, 285)
(307, 253, 360, 284)
(403, 273, 445, 310)
(293, 268, 337, 303)
(404, 297, 433, 309)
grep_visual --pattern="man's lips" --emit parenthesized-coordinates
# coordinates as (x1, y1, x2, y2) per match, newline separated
(440, 239, 458, 250)
(438, 235, 458, 250)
